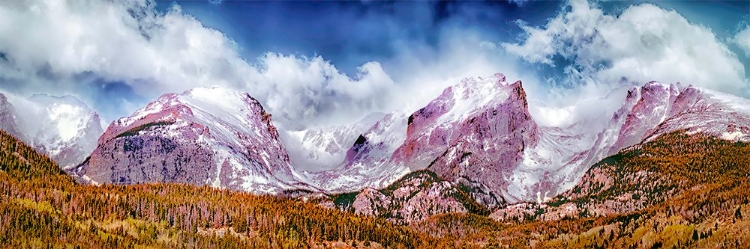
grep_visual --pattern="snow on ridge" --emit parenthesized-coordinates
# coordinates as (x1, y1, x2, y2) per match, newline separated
(693, 86, 750, 113)
(1, 91, 103, 169)
(82, 85, 318, 195)
(278, 112, 386, 172)
(437, 74, 512, 124)
(47, 103, 90, 143)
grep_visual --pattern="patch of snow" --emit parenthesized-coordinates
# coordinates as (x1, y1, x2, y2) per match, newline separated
(436, 77, 511, 125)
(81, 174, 100, 186)
(47, 104, 88, 143)
(721, 131, 745, 140)
(278, 112, 385, 172)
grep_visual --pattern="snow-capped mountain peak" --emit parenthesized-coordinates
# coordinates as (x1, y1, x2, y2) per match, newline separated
(78, 86, 312, 194)
(299, 74, 750, 207)
(278, 112, 386, 172)
(0, 92, 103, 169)
(415, 73, 514, 127)
(32, 74, 750, 209)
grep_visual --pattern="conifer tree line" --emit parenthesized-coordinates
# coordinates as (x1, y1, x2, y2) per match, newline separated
(1, 129, 750, 248)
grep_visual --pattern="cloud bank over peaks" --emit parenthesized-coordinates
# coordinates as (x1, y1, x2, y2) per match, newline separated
(254, 54, 398, 130)
(0, 0, 540, 130)
(2, 0, 745, 132)
(0, 0, 402, 130)
(502, 0, 749, 98)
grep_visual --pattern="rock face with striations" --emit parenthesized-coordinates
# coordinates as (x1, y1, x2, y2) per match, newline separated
(314, 74, 551, 207)
(390, 74, 539, 208)
(74, 87, 312, 194)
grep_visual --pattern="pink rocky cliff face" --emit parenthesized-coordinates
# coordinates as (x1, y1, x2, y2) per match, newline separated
(334, 77, 750, 208)
(75, 87, 311, 195)
(390, 75, 539, 208)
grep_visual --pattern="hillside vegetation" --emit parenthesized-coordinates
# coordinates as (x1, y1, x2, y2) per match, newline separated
(2, 128, 749, 248)
(0, 130, 432, 248)
(414, 131, 750, 248)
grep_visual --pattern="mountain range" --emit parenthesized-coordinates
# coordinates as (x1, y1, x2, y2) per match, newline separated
(2, 73, 750, 247)
(2, 73, 750, 224)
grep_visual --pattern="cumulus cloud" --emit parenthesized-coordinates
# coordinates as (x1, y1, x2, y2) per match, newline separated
(253, 54, 397, 128)
(0, 0, 402, 129)
(0, 0, 538, 130)
(503, 0, 749, 97)
(380, 28, 540, 115)
(734, 25, 750, 57)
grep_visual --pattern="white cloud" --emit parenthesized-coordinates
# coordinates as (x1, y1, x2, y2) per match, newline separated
(381, 28, 544, 116)
(253, 54, 397, 129)
(733, 25, 750, 57)
(0, 0, 401, 129)
(0, 0, 541, 130)
(503, 0, 749, 97)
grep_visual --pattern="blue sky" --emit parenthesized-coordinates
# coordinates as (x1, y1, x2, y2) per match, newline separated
(165, 1, 560, 75)
(168, 0, 750, 80)
(0, 0, 748, 129)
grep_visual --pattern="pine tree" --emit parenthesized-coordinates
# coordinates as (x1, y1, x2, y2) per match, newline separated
(735, 207, 743, 219)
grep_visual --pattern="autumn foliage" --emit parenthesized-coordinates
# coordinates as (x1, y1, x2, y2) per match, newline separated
(0, 130, 432, 248)
(2, 129, 750, 248)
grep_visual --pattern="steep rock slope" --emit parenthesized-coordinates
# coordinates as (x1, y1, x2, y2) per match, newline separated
(393, 74, 539, 207)
(510, 81, 750, 203)
(317, 77, 750, 208)
(75, 87, 311, 194)
(0, 93, 23, 140)
(332, 170, 488, 225)
(308, 111, 411, 192)
(278, 112, 385, 172)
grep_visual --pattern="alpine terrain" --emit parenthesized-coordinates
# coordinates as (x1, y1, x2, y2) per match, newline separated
(73, 87, 314, 194)
(0, 91, 103, 169)
(3, 73, 750, 248)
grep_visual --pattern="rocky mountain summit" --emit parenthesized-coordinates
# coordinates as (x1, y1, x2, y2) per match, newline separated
(322, 76, 750, 223)
(22, 72, 750, 225)
(74, 87, 313, 194)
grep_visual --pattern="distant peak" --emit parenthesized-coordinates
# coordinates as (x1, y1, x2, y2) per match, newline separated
(485, 73, 506, 83)
(28, 93, 91, 109)
(510, 80, 523, 88)
(641, 81, 669, 91)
